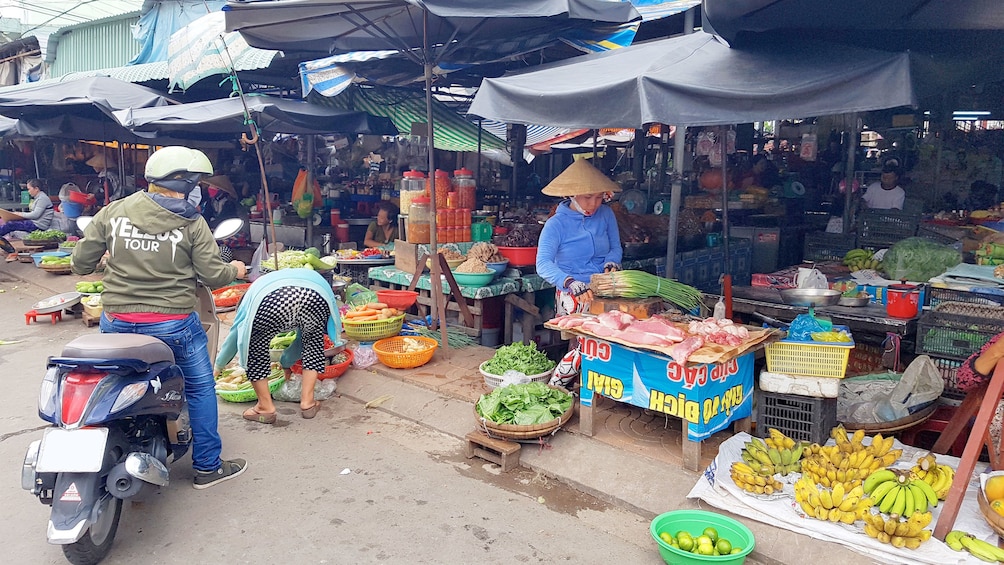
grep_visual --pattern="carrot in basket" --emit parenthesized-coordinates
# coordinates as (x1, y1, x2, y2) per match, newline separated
(365, 302, 389, 310)
(344, 310, 375, 319)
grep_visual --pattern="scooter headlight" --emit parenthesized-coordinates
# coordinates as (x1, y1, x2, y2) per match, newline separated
(111, 382, 148, 413)
(38, 367, 59, 418)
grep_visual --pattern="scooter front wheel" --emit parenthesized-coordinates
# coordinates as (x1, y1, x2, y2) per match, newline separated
(61, 493, 122, 565)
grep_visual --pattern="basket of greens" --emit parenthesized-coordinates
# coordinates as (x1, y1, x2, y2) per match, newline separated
(478, 341, 556, 389)
(474, 382, 573, 440)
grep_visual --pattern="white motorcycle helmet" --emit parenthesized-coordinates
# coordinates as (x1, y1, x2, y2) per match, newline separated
(145, 146, 213, 195)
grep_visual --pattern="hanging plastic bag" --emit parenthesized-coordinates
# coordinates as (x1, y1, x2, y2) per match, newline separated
(786, 313, 824, 342)
(248, 240, 285, 281)
(295, 192, 314, 219)
(273, 371, 337, 402)
(345, 283, 378, 307)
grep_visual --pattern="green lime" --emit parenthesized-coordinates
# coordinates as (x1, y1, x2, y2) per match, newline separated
(716, 538, 732, 554)
(702, 527, 719, 543)
(696, 535, 713, 547)
(731, 547, 743, 554)
(677, 536, 694, 552)
(676, 531, 692, 541)
(696, 543, 715, 556)
(659, 532, 673, 544)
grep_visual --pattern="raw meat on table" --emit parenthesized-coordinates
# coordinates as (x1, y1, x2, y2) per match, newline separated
(668, 336, 705, 365)
(596, 310, 635, 330)
(630, 317, 686, 342)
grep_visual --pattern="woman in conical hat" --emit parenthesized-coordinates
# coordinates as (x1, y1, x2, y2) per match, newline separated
(537, 159, 623, 387)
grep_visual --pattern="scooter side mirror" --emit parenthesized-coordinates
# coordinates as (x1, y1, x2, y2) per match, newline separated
(212, 218, 244, 241)
(76, 216, 93, 232)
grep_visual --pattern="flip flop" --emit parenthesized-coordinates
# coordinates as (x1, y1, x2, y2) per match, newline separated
(243, 406, 277, 424)
(301, 401, 321, 419)
(0, 238, 14, 254)
(5, 253, 17, 263)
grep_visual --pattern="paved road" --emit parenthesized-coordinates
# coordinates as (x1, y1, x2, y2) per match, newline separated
(0, 272, 661, 565)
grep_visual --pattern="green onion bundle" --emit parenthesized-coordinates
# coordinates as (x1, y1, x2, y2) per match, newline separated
(411, 325, 479, 348)
(589, 270, 703, 311)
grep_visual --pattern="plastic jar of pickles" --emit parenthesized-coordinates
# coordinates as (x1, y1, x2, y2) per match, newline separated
(400, 170, 427, 216)
(407, 196, 431, 244)
(453, 168, 476, 210)
(430, 169, 451, 210)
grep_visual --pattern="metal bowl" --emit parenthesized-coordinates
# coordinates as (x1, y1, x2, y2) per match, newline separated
(779, 288, 841, 307)
(32, 291, 82, 314)
(838, 295, 870, 307)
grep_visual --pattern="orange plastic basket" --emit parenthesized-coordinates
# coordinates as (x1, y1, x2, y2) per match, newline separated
(212, 283, 250, 308)
(291, 348, 354, 380)
(372, 336, 438, 369)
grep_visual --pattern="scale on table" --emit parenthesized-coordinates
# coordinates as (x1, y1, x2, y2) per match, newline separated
(619, 188, 648, 213)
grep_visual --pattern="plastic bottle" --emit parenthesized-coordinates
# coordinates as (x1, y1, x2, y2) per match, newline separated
(713, 296, 726, 320)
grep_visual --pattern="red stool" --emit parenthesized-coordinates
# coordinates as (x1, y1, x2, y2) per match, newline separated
(25, 309, 62, 325)
(899, 405, 970, 457)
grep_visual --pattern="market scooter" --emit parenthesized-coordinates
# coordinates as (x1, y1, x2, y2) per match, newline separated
(20, 217, 244, 565)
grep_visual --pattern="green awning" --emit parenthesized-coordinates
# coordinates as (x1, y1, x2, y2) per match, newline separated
(310, 86, 507, 154)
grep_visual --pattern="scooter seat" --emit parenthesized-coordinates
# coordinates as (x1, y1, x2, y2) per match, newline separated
(61, 334, 175, 365)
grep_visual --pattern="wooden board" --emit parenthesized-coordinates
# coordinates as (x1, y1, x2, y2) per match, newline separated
(544, 313, 782, 366)
(588, 296, 664, 319)
(0, 208, 26, 221)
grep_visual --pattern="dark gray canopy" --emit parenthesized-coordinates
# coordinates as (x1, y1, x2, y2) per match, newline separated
(0, 76, 173, 121)
(469, 31, 915, 128)
(114, 95, 398, 139)
(224, 0, 640, 58)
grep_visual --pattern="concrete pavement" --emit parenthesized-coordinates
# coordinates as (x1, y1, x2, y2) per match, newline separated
(1, 258, 877, 565)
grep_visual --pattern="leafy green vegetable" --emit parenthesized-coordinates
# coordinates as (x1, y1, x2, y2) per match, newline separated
(270, 331, 297, 349)
(475, 382, 572, 425)
(882, 237, 962, 283)
(25, 229, 66, 241)
(481, 341, 555, 376)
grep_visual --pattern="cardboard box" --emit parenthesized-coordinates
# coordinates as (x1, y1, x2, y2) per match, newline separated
(393, 239, 421, 274)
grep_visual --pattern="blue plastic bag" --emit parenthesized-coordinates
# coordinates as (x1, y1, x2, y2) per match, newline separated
(786, 313, 824, 342)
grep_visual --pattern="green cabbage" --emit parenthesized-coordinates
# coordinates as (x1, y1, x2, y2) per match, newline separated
(881, 237, 962, 282)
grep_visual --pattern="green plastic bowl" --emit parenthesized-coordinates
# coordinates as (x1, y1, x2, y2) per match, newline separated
(650, 510, 755, 565)
(450, 270, 496, 287)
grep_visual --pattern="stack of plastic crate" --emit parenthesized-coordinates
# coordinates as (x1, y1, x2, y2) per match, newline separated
(856, 209, 920, 251)
(917, 288, 1004, 404)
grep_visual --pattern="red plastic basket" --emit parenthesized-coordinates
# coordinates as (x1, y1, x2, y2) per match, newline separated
(497, 246, 537, 267)
(67, 190, 95, 205)
(376, 289, 418, 310)
(291, 348, 353, 380)
(212, 283, 250, 308)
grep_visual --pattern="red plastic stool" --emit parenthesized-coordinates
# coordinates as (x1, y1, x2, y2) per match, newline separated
(899, 405, 970, 457)
(25, 309, 62, 325)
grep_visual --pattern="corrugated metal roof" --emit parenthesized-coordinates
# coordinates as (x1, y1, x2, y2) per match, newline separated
(49, 13, 141, 76)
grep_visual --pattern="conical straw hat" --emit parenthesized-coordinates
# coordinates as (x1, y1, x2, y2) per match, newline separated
(541, 159, 621, 197)
(204, 175, 238, 199)
(85, 153, 117, 169)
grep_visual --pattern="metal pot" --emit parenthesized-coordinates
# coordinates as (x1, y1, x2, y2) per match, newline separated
(778, 288, 841, 307)
(838, 295, 870, 307)
(330, 279, 348, 302)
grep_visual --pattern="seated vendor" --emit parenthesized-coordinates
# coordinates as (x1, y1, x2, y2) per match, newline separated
(363, 201, 398, 248)
(955, 332, 1004, 449)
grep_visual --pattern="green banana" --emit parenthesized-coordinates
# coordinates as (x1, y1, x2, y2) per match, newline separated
(863, 469, 897, 494)
(911, 478, 939, 508)
(945, 530, 966, 551)
(749, 436, 769, 452)
(967, 536, 1004, 562)
(768, 447, 783, 466)
(890, 486, 907, 516)
(902, 484, 915, 517)
(870, 480, 897, 505)
(908, 483, 928, 514)
(879, 485, 901, 513)
(960, 535, 1003, 563)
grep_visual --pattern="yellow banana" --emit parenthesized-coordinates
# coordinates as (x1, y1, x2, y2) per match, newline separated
(838, 496, 859, 512)
(945, 530, 966, 551)
(904, 537, 922, 550)
(820, 489, 834, 509)
(831, 482, 845, 505)
(828, 507, 841, 522)
(883, 517, 898, 536)
(864, 523, 880, 539)
(839, 511, 857, 525)
(799, 500, 815, 516)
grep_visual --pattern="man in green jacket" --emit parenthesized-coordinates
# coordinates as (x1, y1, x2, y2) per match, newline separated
(72, 146, 249, 489)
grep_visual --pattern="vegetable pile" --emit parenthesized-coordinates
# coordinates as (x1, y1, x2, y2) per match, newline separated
(476, 382, 572, 425)
(215, 363, 284, 392)
(589, 270, 703, 311)
(881, 237, 962, 283)
(265, 249, 336, 271)
(75, 281, 105, 294)
(25, 229, 66, 241)
(343, 302, 404, 321)
(481, 341, 556, 377)
(270, 331, 297, 349)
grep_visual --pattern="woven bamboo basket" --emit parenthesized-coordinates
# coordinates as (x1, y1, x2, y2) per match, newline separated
(977, 488, 1004, 538)
(473, 385, 573, 440)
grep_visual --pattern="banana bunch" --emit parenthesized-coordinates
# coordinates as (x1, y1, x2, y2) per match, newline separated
(946, 530, 1004, 562)
(794, 476, 873, 524)
(862, 510, 932, 549)
(843, 248, 881, 272)
(910, 453, 955, 500)
(832, 426, 902, 461)
(730, 461, 784, 495)
(863, 468, 940, 517)
(740, 435, 804, 477)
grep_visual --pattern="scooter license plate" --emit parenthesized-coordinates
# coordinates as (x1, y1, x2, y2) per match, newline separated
(35, 428, 108, 473)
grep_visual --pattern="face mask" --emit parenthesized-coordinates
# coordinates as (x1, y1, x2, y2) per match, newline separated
(569, 197, 591, 216)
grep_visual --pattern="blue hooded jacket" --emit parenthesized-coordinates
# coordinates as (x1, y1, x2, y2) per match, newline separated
(536, 200, 621, 290)
(214, 269, 344, 373)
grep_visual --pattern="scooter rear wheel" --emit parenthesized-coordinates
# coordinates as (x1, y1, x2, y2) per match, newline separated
(61, 494, 122, 565)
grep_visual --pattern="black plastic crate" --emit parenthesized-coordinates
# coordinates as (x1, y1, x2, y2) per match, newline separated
(926, 287, 1004, 308)
(756, 390, 837, 445)
(932, 356, 966, 405)
(917, 225, 968, 246)
(858, 235, 901, 252)
(803, 231, 857, 263)
(857, 209, 920, 239)
(916, 309, 1004, 360)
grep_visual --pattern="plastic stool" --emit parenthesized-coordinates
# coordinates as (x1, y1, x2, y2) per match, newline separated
(25, 309, 62, 325)
(899, 405, 970, 457)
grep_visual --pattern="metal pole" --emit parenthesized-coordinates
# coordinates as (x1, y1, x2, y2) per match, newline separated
(305, 136, 314, 247)
(665, 126, 685, 278)
(423, 11, 449, 353)
(477, 118, 483, 199)
(592, 129, 599, 163)
(842, 114, 860, 234)
(720, 126, 731, 277)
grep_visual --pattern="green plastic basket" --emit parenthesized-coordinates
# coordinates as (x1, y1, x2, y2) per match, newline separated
(650, 510, 755, 565)
(216, 375, 285, 403)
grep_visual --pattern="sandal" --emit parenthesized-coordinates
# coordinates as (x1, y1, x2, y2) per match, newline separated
(242, 406, 277, 424)
(0, 238, 14, 254)
(5, 253, 17, 263)
(301, 401, 321, 419)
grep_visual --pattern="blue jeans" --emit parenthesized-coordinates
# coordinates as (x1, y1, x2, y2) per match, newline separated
(0, 219, 39, 238)
(100, 312, 222, 472)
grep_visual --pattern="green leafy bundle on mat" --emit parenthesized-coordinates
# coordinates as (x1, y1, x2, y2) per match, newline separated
(481, 341, 556, 376)
(476, 382, 573, 425)
(589, 269, 702, 311)
(881, 237, 962, 283)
